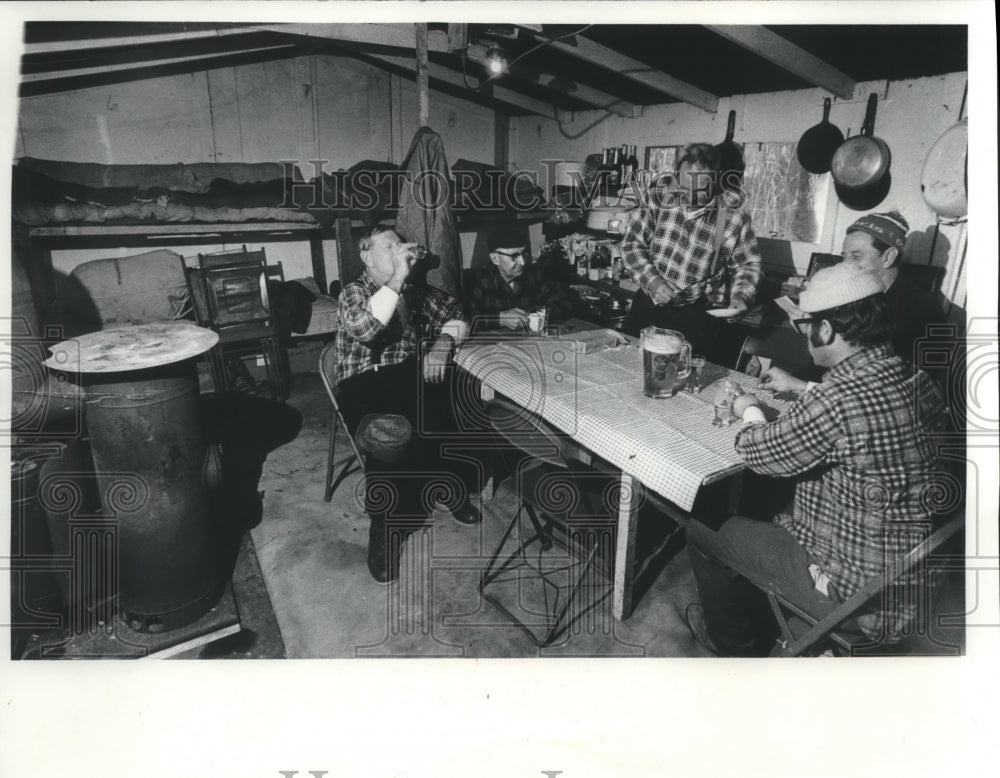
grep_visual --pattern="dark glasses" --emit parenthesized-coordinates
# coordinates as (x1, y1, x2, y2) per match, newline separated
(792, 317, 817, 336)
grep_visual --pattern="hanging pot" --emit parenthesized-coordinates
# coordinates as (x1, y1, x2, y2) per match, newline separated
(921, 118, 967, 219)
(796, 98, 845, 174)
(831, 93, 891, 189)
(835, 169, 893, 211)
(714, 110, 745, 192)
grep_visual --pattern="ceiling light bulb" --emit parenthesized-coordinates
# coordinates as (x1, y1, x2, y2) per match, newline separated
(485, 46, 507, 75)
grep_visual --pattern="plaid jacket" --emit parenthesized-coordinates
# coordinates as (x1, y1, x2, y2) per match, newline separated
(735, 344, 949, 638)
(333, 273, 464, 383)
(621, 188, 762, 307)
(464, 263, 578, 330)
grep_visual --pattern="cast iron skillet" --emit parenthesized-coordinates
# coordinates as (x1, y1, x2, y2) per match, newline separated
(797, 98, 845, 174)
(835, 169, 893, 211)
(715, 110, 745, 193)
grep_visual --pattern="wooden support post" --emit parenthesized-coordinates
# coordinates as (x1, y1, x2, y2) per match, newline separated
(415, 23, 429, 127)
(334, 218, 362, 287)
(613, 473, 641, 621)
(309, 234, 327, 293)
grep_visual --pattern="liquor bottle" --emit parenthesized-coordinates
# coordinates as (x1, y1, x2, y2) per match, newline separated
(608, 148, 620, 192)
(600, 148, 611, 195)
(619, 144, 630, 185)
(628, 145, 640, 183)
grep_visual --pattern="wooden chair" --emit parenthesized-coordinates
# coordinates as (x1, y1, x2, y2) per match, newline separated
(187, 246, 287, 401)
(765, 515, 964, 656)
(479, 397, 617, 647)
(318, 340, 365, 502)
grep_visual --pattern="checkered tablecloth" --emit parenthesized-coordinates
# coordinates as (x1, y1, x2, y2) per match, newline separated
(457, 337, 791, 511)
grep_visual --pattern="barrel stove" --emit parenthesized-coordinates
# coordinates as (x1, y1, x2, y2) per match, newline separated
(44, 322, 224, 633)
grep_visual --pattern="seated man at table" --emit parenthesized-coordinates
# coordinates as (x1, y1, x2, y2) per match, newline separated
(684, 263, 949, 656)
(752, 210, 949, 390)
(333, 225, 480, 583)
(464, 227, 579, 332)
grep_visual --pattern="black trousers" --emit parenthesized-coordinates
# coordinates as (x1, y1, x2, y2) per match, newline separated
(625, 290, 749, 368)
(337, 358, 485, 521)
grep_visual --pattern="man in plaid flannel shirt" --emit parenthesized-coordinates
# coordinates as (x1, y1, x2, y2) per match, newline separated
(333, 226, 478, 583)
(621, 142, 762, 363)
(684, 263, 950, 656)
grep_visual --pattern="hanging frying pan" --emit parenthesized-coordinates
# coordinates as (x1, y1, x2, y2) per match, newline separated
(921, 118, 967, 219)
(835, 169, 892, 211)
(797, 98, 845, 174)
(831, 93, 891, 189)
(714, 110, 745, 193)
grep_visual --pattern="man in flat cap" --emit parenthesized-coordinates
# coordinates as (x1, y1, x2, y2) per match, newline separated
(683, 262, 950, 656)
(464, 227, 579, 332)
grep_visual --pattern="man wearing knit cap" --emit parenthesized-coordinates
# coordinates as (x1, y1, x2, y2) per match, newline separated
(761, 209, 946, 394)
(683, 262, 949, 656)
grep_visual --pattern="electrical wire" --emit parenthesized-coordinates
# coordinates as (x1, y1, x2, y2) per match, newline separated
(460, 23, 595, 90)
(502, 24, 594, 74)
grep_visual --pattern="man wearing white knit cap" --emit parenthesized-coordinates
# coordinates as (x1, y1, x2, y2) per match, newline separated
(683, 262, 949, 656)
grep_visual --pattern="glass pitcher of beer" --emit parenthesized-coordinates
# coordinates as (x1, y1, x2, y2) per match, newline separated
(641, 327, 692, 398)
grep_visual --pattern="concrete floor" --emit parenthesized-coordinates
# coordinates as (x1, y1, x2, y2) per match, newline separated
(247, 356, 966, 659)
(250, 364, 711, 659)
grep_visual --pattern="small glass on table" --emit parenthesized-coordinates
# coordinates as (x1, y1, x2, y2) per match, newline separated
(712, 379, 742, 428)
(687, 354, 707, 393)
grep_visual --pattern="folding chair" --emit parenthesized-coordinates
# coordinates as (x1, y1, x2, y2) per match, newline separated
(766, 515, 964, 656)
(318, 341, 365, 502)
(479, 397, 617, 647)
(187, 246, 287, 401)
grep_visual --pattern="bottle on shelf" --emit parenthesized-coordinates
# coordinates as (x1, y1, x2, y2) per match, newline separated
(627, 145, 640, 184)
(619, 144, 630, 186)
(600, 148, 611, 196)
(608, 148, 620, 192)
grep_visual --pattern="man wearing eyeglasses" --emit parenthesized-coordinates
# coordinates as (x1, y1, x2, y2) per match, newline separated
(464, 227, 578, 332)
(683, 263, 950, 656)
(757, 210, 948, 393)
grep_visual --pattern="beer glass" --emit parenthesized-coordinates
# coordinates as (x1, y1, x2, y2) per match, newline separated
(641, 327, 692, 398)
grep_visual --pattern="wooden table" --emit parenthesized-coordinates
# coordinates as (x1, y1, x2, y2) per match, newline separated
(455, 333, 791, 620)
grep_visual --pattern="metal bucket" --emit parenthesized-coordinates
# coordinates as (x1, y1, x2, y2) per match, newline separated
(84, 360, 226, 633)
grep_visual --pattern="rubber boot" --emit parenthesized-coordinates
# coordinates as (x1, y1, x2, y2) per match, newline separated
(368, 512, 410, 584)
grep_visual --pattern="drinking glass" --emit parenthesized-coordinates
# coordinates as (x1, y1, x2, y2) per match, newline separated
(687, 355, 706, 393)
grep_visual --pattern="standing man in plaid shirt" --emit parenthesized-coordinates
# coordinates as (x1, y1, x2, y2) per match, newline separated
(333, 225, 479, 583)
(621, 142, 762, 363)
(683, 263, 950, 655)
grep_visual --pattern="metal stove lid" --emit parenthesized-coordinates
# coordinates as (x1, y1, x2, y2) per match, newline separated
(44, 321, 219, 374)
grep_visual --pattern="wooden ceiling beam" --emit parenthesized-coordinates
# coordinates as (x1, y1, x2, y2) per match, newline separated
(528, 72, 641, 118)
(18, 45, 300, 98)
(706, 25, 856, 99)
(21, 44, 297, 84)
(364, 52, 555, 118)
(536, 32, 719, 113)
(251, 23, 452, 54)
(22, 25, 259, 55)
